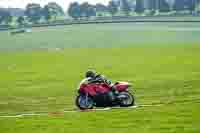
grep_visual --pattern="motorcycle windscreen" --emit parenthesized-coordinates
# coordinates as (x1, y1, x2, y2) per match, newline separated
(114, 82, 130, 92)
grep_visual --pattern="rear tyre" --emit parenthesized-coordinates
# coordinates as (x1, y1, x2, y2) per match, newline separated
(75, 94, 94, 110)
(118, 91, 135, 107)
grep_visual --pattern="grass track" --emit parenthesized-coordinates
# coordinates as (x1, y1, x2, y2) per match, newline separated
(0, 102, 200, 133)
(0, 23, 200, 133)
(0, 46, 200, 114)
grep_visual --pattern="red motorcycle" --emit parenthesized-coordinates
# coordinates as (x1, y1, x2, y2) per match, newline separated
(75, 80, 135, 110)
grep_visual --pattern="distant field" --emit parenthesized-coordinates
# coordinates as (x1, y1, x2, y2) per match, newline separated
(0, 22, 200, 51)
(0, 23, 200, 133)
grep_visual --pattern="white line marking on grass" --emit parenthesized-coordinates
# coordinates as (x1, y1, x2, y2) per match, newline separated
(0, 105, 161, 118)
(138, 104, 163, 107)
(1, 99, 200, 118)
(94, 107, 112, 111)
(0, 115, 23, 118)
(0, 113, 48, 118)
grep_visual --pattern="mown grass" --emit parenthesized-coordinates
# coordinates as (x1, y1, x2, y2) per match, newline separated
(1, 22, 200, 51)
(0, 23, 200, 133)
(0, 102, 200, 133)
(0, 46, 200, 114)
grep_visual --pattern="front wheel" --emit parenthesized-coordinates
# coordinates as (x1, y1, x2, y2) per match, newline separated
(75, 94, 94, 110)
(118, 91, 135, 107)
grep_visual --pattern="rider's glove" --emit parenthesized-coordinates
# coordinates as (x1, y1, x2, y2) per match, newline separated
(111, 85, 118, 94)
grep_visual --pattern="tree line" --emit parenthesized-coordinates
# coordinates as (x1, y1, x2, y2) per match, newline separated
(1, 0, 200, 25)
(68, 0, 200, 19)
(0, 2, 64, 25)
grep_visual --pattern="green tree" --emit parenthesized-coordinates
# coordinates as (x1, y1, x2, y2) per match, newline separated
(68, 2, 81, 19)
(173, 0, 184, 12)
(184, 0, 196, 14)
(43, 2, 64, 21)
(121, 0, 131, 16)
(0, 9, 12, 24)
(159, 0, 170, 12)
(95, 3, 108, 12)
(197, 0, 200, 13)
(108, 0, 118, 16)
(43, 5, 51, 21)
(17, 16, 25, 25)
(135, 0, 145, 14)
(148, 0, 157, 10)
(80, 2, 96, 18)
(25, 3, 42, 23)
(95, 3, 108, 16)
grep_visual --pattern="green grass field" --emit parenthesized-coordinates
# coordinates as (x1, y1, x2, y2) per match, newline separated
(1, 22, 200, 50)
(0, 23, 200, 133)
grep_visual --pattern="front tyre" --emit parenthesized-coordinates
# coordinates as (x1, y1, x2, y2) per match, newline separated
(75, 94, 94, 110)
(118, 91, 135, 107)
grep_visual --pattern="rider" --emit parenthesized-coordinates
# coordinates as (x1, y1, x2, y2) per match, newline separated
(80, 70, 118, 100)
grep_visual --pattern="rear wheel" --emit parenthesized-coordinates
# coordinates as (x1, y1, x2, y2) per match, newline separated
(118, 91, 135, 107)
(75, 94, 94, 110)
